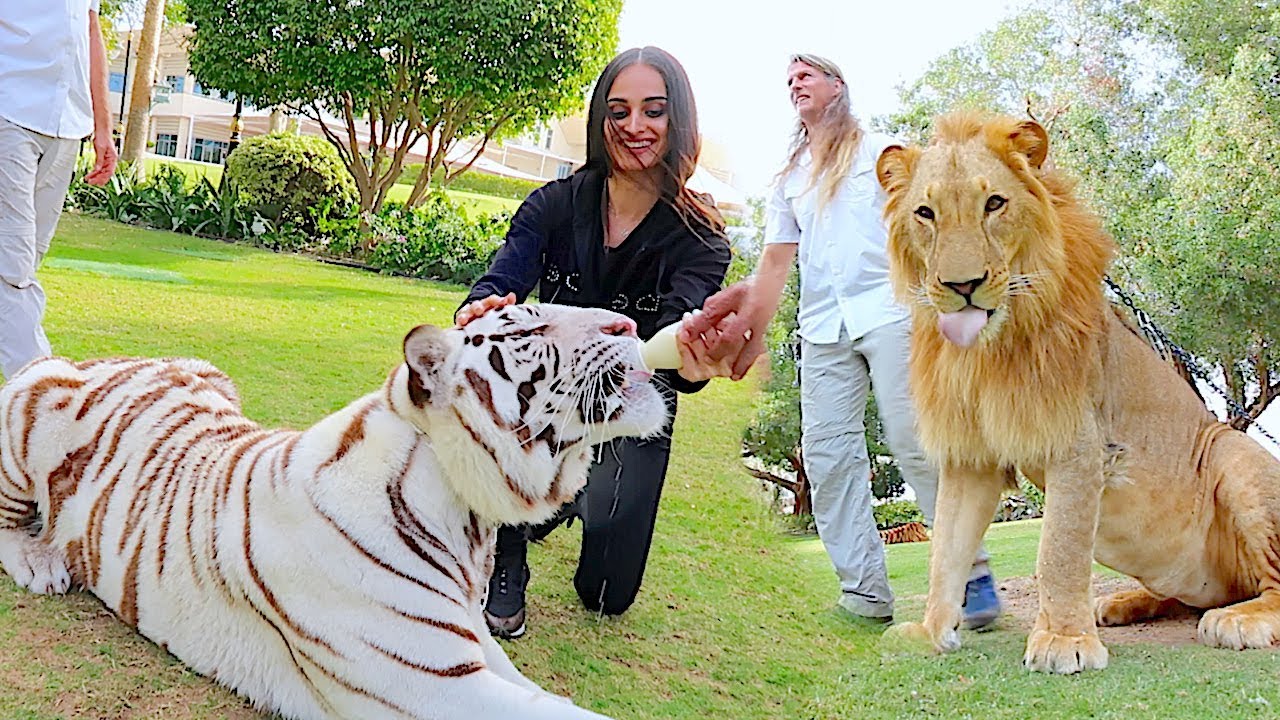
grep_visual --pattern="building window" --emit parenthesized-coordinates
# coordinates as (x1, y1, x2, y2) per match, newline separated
(109, 72, 125, 93)
(155, 133, 178, 157)
(543, 129, 553, 150)
(555, 162, 572, 179)
(192, 80, 224, 100)
(164, 75, 185, 94)
(191, 137, 229, 164)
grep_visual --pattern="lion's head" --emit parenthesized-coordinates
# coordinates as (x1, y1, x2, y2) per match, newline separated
(875, 113, 1114, 349)
(874, 113, 1118, 467)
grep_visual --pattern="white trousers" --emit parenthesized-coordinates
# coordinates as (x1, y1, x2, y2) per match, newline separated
(0, 116, 79, 380)
(800, 319, 988, 618)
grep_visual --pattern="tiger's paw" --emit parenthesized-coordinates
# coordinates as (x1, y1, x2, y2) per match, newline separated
(880, 621, 958, 655)
(1023, 629, 1109, 674)
(0, 529, 72, 595)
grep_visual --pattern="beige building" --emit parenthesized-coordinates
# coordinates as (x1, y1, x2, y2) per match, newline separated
(108, 25, 745, 209)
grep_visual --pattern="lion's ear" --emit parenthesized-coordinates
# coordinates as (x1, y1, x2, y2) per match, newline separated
(876, 145, 919, 196)
(1009, 120, 1049, 169)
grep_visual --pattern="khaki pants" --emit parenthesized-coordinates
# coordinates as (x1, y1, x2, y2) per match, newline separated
(0, 116, 79, 379)
(800, 319, 988, 618)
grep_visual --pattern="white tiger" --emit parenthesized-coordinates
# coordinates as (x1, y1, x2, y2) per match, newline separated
(0, 304, 666, 720)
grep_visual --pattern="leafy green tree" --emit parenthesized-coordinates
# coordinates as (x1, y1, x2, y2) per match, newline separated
(1140, 41, 1280, 426)
(1133, 0, 1280, 76)
(185, 0, 620, 218)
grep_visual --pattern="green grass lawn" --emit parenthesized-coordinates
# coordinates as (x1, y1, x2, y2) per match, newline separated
(1, 214, 1278, 719)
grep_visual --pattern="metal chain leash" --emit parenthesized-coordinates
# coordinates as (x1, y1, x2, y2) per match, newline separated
(1103, 276, 1280, 451)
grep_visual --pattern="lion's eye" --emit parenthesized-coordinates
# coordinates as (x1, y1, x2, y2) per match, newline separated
(985, 195, 1007, 213)
(914, 205, 934, 221)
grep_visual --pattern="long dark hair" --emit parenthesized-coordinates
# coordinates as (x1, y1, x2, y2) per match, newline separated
(583, 46, 724, 236)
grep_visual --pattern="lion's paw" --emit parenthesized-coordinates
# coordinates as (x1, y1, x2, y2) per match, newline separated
(0, 529, 71, 595)
(1198, 606, 1280, 650)
(880, 621, 960, 655)
(1095, 590, 1149, 627)
(1023, 629, 1108, 674)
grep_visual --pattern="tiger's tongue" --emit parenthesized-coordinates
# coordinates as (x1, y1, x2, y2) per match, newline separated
(937, 307, 989, 348)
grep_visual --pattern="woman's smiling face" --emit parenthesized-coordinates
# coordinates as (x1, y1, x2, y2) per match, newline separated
(604, 63, 669, 174)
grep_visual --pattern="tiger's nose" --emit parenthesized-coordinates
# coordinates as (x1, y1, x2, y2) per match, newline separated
(941, 272, 988, 298)
(602, 317, 637, 338)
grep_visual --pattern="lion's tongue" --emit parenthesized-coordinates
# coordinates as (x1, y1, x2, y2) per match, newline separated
(937, 307, 988, 348)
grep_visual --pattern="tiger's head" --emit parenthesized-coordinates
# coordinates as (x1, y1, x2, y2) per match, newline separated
(876, 113, 1111, 350)
(386, 303, 668, 526)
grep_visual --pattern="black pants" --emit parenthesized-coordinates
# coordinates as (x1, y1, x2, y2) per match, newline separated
(496, 391, 677, 616)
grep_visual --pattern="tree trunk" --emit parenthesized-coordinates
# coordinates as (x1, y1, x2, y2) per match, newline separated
(119, 0, 166, 177)
(787, 449, 812, 517)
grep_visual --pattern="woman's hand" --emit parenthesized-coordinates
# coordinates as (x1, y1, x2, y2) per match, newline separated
(455, 293, 517, 327)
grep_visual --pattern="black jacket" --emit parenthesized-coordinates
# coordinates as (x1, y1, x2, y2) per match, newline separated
(465, 169, 731, 394)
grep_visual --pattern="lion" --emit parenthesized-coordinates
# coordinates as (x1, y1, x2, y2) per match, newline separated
(873, 112, 1280, 674)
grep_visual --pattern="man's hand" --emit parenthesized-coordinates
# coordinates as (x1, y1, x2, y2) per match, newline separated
(85, 11, 116, 186)
(84, 132, 117, 186)
(678, 280, 768, 381)
(673, 312, 736, 382)
(455, 293, 516, 327)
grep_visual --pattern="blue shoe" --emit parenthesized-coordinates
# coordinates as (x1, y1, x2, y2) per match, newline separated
(962, 572, 1002, 631)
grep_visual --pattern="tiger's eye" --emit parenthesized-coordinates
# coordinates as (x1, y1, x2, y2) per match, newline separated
(985, 195, 1007, 212)
(914, 206, 935, 221)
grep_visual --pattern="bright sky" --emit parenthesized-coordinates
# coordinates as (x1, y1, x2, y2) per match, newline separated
(618, 0, 1028, 198)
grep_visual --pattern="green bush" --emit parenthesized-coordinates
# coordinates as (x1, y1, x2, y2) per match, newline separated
(363, 196, 506, 285)
(872, 499, 924, 530)
(67, 157, 508, 288)
(67, 160, 268, 241)
(397, 163, 544, 201)
(224, 133, 357, 232)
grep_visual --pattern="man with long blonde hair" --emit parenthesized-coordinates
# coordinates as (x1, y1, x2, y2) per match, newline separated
(680, 54, 1001, 627)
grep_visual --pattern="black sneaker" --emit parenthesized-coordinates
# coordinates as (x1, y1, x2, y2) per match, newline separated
(484, 549, 529, 639)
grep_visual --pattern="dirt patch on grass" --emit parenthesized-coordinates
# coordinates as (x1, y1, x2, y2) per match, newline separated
(997, 574, 1202, 646)
(0, 587, 264, 719)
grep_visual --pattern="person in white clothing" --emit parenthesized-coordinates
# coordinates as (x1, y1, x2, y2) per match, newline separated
(0, 0, 118, 380)
(680, 54, 1002, 627)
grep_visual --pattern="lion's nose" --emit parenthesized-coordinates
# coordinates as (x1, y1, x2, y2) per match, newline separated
(941, 272, 988, 299)
(601, 317, 637, 338)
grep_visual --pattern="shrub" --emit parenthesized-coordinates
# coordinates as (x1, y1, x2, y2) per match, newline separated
(224, 133, 357, 232)
(361, 195, 507, 285)
(397, 164, 544, 201)
(68, 160, 270, 242)
(872, 499, 924, 530)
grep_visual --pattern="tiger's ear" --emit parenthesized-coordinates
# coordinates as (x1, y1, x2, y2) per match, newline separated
(876, 144, 920, 197)
(1008, 120, 1049, 169)
(403, 324, 459, 408)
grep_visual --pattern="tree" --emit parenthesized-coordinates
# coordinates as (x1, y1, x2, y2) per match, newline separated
(119, 0, 167, 175)
(1139, 41, 1280, 427)
(185, 0, 620, 219)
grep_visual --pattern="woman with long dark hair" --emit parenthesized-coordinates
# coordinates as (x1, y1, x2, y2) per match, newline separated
(457, 47, 731, 638)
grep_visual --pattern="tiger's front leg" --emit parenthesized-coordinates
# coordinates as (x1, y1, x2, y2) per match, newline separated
(884, 463, 1005, 653)
(1024, 419, 1109, 674)
(479, 631, 554, 695)
(0, 528, 72, 595)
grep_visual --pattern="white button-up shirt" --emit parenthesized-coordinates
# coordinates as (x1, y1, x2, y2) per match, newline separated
(764, 130, 907, 344)
(0, 0, 101, 139)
